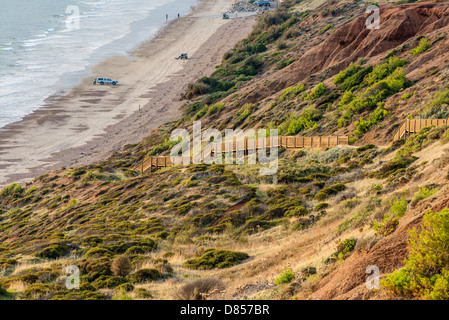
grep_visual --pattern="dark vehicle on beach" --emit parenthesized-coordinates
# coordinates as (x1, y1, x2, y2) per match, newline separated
(254, 1, 270, 7)
(175, 53, 188, 60)
(93, 77, 118, 85)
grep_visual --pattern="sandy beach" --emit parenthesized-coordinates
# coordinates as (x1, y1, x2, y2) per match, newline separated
(0, 0, 257, 187)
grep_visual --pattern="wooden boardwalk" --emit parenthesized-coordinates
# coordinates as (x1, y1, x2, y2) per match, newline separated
(393, 118, 449, 141)
(133, 115, 449, 173)
(134, 135, 349, 173)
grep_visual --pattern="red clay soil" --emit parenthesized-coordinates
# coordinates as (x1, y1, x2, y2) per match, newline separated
(309, 193, 449, 300)
(241, 2, 449, 104)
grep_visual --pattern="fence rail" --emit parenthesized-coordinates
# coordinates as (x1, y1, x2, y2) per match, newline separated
(393, 118, 449, 141)
(134, 135, 349, 173)
(135, 116, 449, 173)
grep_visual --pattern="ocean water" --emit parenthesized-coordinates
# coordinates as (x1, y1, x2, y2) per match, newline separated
(0, 0, 197, 128)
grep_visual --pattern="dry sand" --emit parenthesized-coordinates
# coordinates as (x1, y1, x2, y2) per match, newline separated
(0, 0, 257, 187)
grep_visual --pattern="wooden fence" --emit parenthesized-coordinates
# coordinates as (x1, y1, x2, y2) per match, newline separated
(134, 135, 349, 173)
(393, 118, 449, 141)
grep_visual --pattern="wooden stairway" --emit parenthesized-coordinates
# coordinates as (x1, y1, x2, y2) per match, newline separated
(134, 135, 350, 173)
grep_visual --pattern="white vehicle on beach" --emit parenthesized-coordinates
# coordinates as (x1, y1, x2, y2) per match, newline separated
(93, 77, 118, 85)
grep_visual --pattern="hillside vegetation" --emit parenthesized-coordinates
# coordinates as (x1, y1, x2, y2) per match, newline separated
(2, 0, 449, 300)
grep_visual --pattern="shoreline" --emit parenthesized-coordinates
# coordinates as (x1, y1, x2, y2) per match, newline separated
(0, 0, 258, 187)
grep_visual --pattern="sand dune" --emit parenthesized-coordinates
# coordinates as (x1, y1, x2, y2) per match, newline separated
(0, 0, 257, 187)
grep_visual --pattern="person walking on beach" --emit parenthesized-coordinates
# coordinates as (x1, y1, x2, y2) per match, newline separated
(166, 14, 168, 21)
(178, 13, 180, 18)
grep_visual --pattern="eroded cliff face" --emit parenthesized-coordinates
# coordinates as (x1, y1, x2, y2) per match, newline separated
(240, 2, 449, 105)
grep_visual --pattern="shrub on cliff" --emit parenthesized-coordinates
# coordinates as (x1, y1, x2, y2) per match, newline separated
(275, 268, 295, 285)
(411, 37, 431, 56)
(305, 83, 326, 100)
(92, 275, 127, 289)
(36, 243, 69, 259)
(79, 257, 112, 281)
(382, 209, 449, 299)
(334, 63, 360, 85)
(83, 247, 113, 259)
(127, 268, 162, 283)
(0, 183, 23, 199)
(183, 249, 249, 270)
(314, 183, 346, 200)
(325, 238, 357, 264)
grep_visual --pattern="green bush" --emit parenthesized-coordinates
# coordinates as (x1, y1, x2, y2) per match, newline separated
(338, 66, 373, 92)
(236, 103, 255, 123)
(80, 283, 95, 291)
(305, 83, 326, 100)
(382, 209, 449, 299)
(325, 238, 357, 264)
(183, 249, 249, 270)
(411, 186, 437, 206)
(278, 58, 296, 69)
(52, 291, 107, 300)
(124, 246, 146, 255)
(337, 59, 406, 126)
(36, 243, 69, 259)
(79, 257, 112, 281)
(148, 137, 182, 156)
(314, 183, 346, 200)
(83, 247, 113, 259)
(423, 89, 449, 119)
(92, 275, 127, 289)
(319, 24, 333, 34)
(365, 56, 407, 85)
(372, 195, 406, 237)
(333, 63, 360, 85)
(275, 268, 295, 285)
(339, 90, 355, 106)
(353, 104, 390, 137)
(411, 37, 431, 56)
(0, 183, 23, 199)
(264, 196, 305, 219)
(302, 266, 317, 277)
(21, 283, 52, 299)
(401, 92, 412, 100)
(115, 283, 135, 292)
(314, 203, 329, 211)
(372, 214, 399, 237)
(127, 268, 162, 283)
(286, 107, 321, 135)
(277, 83, 305, 102)
(368, 156, 417, 179)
